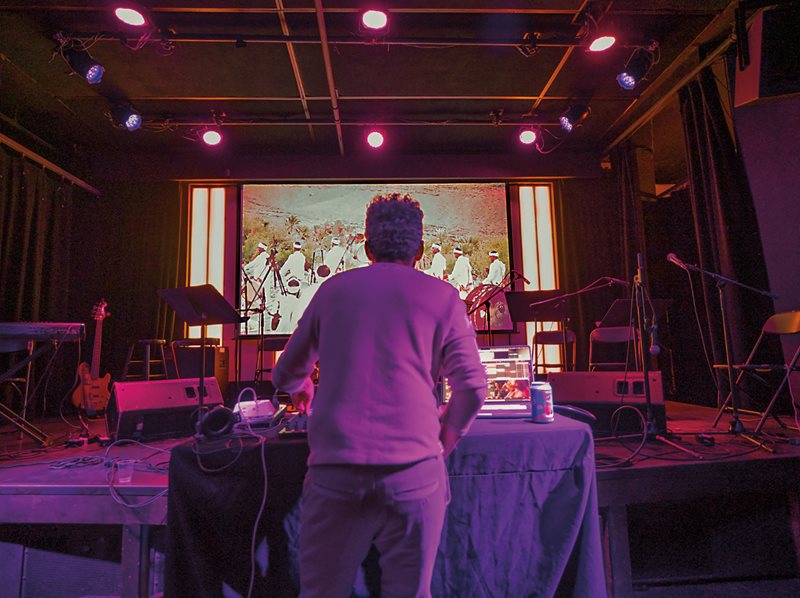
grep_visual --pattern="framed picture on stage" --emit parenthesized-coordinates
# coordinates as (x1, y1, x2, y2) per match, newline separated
(238, 182, 513, 337)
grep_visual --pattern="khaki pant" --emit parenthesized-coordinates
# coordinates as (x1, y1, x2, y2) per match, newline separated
(299, 455, 449, 598)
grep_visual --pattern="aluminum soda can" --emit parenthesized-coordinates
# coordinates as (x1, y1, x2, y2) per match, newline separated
(530, 381, 555, 423)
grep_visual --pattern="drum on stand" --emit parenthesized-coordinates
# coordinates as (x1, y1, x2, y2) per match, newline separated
(465, 284, 513, 332)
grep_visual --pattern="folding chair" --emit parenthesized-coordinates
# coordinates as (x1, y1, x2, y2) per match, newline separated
(712, 310, 800, 434)
(588, 326, 639, 371)
(533, 329, 576, 375)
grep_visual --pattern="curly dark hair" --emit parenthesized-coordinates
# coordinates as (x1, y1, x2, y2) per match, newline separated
(365, 193, 423, 262)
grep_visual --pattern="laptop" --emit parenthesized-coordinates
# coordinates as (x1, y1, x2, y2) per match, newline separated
(442, 345, 533, 418)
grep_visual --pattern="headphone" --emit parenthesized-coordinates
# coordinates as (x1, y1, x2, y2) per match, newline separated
(196, 405, 235, 440)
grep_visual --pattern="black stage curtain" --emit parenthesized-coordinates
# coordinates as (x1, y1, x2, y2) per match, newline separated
(0, 147, 78, 323)
(0, 153, 184, 413)
(610, 140, 647, 281)
(68, 179, 186, 379)
(555, 177, 628, 370)
(0, 147, 84, 414)
(677, 66, 776, 405)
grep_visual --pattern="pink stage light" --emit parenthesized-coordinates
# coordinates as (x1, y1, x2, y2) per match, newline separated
(202, 130, 223, 146)
(588, 35, 616, 52)
(361, 10, 388, 30)
(519, 129, 538, 145)
(114, 7, 147, 27)
(367, 131, 384, 148)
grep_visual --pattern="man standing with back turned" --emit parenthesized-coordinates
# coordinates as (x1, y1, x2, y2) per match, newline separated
(272, 193, 486, 598)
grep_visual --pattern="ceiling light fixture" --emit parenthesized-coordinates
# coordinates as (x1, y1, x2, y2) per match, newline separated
(114, 3, 150, 27)
(63, 48, 105, 84)
(559, 104, 590, 133)
(518, 127, 539, 146)
(588, 35, 616, 52)
(110, 103, 142, 131)
(202, 128, 223, 146)
(617, 44, 657, 90)
(361, 10, 388, 30)
(366, 130, 385, 149)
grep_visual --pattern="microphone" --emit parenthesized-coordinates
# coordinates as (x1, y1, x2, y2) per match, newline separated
(604, 277, 631, 287)
(649, 322, 661, 356)
(510, 270, 531, 285)
(666, 253, 688, 270)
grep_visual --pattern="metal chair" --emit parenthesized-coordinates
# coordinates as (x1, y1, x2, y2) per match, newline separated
(533, 329, 576, 374)
(588, 326, 639, 371)
(713, 310, 800, 434)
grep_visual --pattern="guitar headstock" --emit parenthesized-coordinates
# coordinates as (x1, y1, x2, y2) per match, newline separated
(91, 299, 110, 321)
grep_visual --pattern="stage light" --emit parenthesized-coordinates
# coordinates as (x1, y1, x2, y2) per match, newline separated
(366, 131, 384, 148)
(114, 5, 148, 27)
(111, 104, 142, 131)
(202, 128, 223, 146)
(518, 127, 538, 145)
(559, 104, 590, 133)
(63, 48, 105, 84)
(361, 10, 388, 30)
(588, 35, 616, 52)
(617, 46, 656, 90)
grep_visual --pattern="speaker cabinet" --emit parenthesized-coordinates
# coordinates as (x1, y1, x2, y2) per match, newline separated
(171, 344, 230, 394)
(547, 371, 666, 435)
(106, 378, 223, 441)
(735, 7, 800, 107)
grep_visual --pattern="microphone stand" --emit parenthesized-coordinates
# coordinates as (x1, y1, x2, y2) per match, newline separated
(467, 272, 521, 346)
(626, 255, 703, 459)
(677, 260, 777, 445)
(529, 277, 626, 370)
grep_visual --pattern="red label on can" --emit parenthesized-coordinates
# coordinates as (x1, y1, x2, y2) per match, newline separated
(530, 382, 554, 423)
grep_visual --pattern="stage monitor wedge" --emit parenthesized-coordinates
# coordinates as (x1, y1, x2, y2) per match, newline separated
(106, 377, 223, 441)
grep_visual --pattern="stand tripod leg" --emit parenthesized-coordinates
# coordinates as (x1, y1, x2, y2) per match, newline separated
(0, 401, 51, 446)
(712, 391, 732, 427)
(654, 434, 704, 459)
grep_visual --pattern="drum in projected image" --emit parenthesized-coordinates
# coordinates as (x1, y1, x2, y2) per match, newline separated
(465, 284, 513, 332)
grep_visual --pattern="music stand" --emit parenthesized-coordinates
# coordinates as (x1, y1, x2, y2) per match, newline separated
(158, 285, 245, 427)
(506, 290, 571, 371)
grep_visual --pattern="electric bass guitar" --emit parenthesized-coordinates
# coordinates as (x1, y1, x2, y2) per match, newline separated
(71, 300, 111, 416)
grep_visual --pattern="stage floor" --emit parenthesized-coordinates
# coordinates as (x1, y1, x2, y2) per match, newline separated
(0, 400, 799, 597)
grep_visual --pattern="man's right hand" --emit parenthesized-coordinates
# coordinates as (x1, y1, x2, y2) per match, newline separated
(290, 377, 315, 414)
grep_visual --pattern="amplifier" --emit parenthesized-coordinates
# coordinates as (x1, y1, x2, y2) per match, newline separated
(547, 371, 666, 435)
(106, 377, 223, 441)
(172, 344, 230, 394)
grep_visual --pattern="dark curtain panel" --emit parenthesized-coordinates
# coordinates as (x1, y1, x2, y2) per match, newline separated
(555, 177, 628, 369)
(643, 188, 718, 404)
(69, 180, 185, 380)
(0, 146, 84, 416)
(0, 147, 78, 322)
(678, 67, 775, 380)
(609, 140, 647, 281)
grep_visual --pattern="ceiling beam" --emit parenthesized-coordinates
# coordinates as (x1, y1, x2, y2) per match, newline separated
(65, 32, 621, 48)
(313, 0, 344, 155)
(142, 119, 563, 127)
(0, 5, 579, 16)
(0, 132, 100, 196)
(61, 95, 634, 102)
(275, 0, 314, 140)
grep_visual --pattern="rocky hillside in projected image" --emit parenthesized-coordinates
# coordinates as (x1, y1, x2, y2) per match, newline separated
(242, 183, 508, 240)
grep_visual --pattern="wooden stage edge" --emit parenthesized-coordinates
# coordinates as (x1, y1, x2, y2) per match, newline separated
(0, 400, 799, 597)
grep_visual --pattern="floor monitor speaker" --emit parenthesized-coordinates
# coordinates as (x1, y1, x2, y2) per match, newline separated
(547, 371, 666, 436)
(106, 377, 223, 441)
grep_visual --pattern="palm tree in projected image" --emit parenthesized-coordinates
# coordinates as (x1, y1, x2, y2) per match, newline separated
(284, 215, 300, 237)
